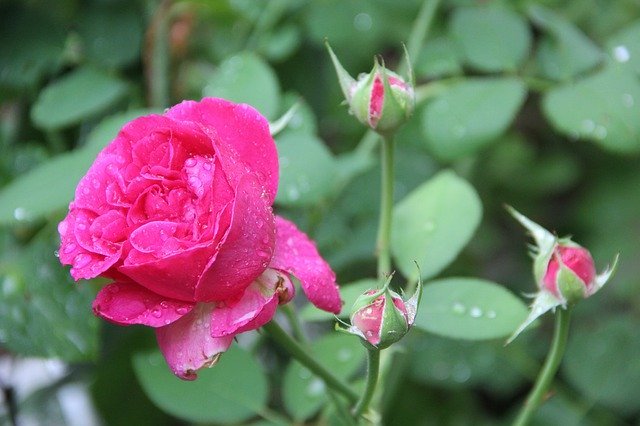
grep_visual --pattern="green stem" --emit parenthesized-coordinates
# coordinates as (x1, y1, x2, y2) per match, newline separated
(282, 304, 307, 344)
(353, 348, 381, 417)
(399, 0, 442, 76)
(148, 0, 172, 108)
(263, 321, 359, 404)
(513, 307, 572, 426)
(376, 135, 395, 279)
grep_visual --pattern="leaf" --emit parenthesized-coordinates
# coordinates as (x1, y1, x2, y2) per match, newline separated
(606, 20, 640, 75)
(391, 170, 482, 281)
(275, 130, 337, 207)
(0, 231, 99, 361)
(0, 150, 90, 225)
(422, 77, 526, 160)
(203, 52, 281, 119)
(542, 66, 640, 153)
(413, 278, 528, 340)
(132, 345, 269, 424)
(77, 3, 143, 69)
(31, 67, 129, 130)
(0, 5, 65, 91)
(449, 6, 531, 72)
(563, 315, 640, 414)
(416, 36, 463, 79)
(528, 5, 603, 81)
(299, 279, 377, 321)
(0, 109, 160, 225)
(282, 334, 364, 421)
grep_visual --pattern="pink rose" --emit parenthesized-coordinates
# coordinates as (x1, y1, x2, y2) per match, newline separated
(58, 98, 341, 380)
(543, 245, 597, 299)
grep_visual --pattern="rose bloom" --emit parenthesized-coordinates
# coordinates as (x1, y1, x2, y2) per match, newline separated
(58, 98, 341, 379)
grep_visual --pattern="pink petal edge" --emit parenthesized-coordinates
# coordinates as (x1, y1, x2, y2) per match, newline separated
(209, 269, 288, 337)
(156, 303, 233, 380)
(270, 216, 341, 314)
(93, 281, 194, 327)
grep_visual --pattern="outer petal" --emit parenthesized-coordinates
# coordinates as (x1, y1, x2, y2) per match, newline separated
(156, 303, 234, 380)
(119, 242, 217, 302)
(209, 269, 290, 337)
(93, 281, 194, 327)
(58, 208, 122, 280)
(270, 216, 341, 314)
(166, 98, 279, 204)
(195, 174, 275, 302)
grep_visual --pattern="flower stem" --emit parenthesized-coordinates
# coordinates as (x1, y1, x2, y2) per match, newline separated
(147, 0, 172, 108)
(263, 321, 358, 404)
(376, 135, 395, 280)
(353, 348, 381, 417)
(513, 307, 572, 426)
(399, 0, 442, 76)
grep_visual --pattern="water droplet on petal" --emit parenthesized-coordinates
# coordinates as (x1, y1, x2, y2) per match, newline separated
(63, 243, 77, 254)
(74, 253, 92, 268)
(151, 308, 162, 318)
(176, 306, 189, 315)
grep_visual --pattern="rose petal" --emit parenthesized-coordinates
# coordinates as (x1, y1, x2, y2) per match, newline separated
(58, 208, 122, 280)
(166, 98, 279, 204)
(270, 216, 341, 314)
(120, 242, 216, 302)
(156, 303, 233, 380)
(209, 269, 289, 337)
(93, 281, 194, 327)
(195, 174, 275, 302)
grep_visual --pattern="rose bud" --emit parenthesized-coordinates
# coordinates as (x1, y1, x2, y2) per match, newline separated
(343, 275, 421, 349)
(326, 41, 415, 135)
(543, 244, 596, 303)
(506, 206, 618, 343)
(58, 98, 342, 380)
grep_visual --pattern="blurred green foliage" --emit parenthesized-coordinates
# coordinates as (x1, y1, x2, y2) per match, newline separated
(1, 0, 639, 424)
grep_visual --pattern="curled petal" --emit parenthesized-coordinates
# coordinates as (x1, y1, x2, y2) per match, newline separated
(156, 303, 233, 380)
(93, 281, 194, 327)
(166, 98, 279, 204)
(270, 216, 341, 314)
(209, 269, 291, 337)
(196, 174, 275, 302)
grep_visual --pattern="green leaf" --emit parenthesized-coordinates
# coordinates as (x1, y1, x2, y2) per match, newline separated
(605, 20, 640, 76)
(0, 231, 99, 361)
(416, 36, 463, 79)
(77, 3, 142, 69)
(422, 78, 526, 160)
(300, 279, 377, 321)
(275, 131, 337, 207)
(563, 315, 640, 414)
(542, 66, 640, 153)
(0, 151, 89, 225)
(391, 170, 482, 280)
(0, 109, 161, 225)
(282, 334, 365, 421)
(413, 278, 528, 340)
(31, 67, 129, 130)
(132, 345, 269, 424)
(450, 6, 531, 72)
(203, 52, 281, 119)
(0, 5, 65, 91)
(528, 5, 603, 81)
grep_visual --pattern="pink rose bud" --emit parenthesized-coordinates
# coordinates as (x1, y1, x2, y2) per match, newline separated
(543, 245, 596, 303)
(326, 41, 415, 134)
(345, 276, 421, 349)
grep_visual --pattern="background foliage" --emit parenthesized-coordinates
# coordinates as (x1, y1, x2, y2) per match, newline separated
(1, 0, 639, 424)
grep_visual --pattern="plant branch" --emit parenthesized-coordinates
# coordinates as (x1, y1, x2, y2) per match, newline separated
(263, 321, 359, 404)
(513, 307, 572, 426)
